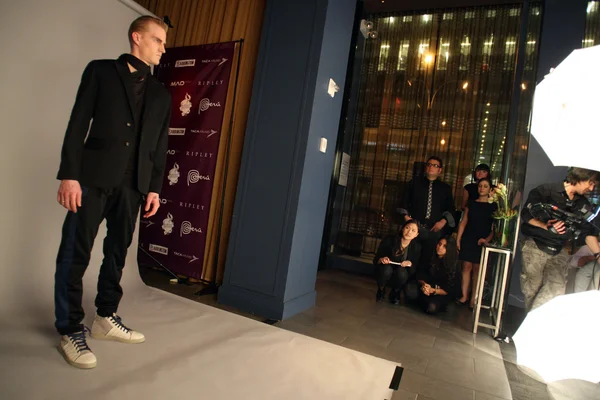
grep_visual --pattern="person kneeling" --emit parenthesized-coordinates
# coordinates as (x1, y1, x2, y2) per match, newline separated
(406, 237, 459, 314)
(374, 220, 421, 304)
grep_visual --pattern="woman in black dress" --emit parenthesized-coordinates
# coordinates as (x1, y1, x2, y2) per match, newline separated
(456, 177, 497, 307)
(461, 164, 491, 210)
(405, 237, 459, 314)
(373, 220, 421, 304)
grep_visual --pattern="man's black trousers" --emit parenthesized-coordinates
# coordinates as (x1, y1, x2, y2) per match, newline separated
(54, 184, 142, 335)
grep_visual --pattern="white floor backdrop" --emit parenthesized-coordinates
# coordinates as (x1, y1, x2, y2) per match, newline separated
(0, 1, 398, 399)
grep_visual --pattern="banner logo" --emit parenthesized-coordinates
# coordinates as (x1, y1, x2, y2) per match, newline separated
(142, 220, 155, 228)
(180, 221, 203, 237)
(198, 80, 225, 86)
(162, 213, 175, 235)
(187, 170, 210, 185)
(175, 59, 196, 67)
(190, 129, 218, 138)
(168, 163, 180, 185)
(174, 251, 200, 263)
(170, 81, 185, 86)
(198, 98, 221, 114)
(166, 150, 176, 155)
(201, 58, 228, 66)
(168, 128, 185, 136)
(149, 244, 168, 255)
(180, 93, 192, 116)
(179, 202, 205, 211)
(160, 198, 168, 204)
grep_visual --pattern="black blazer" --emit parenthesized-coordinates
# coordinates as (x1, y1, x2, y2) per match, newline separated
(373, 235, 422, 278)
(57, 58, 171, 194)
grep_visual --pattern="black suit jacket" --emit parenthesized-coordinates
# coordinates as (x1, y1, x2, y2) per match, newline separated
(57, 58, 171, 194)
(403, 177, 454, 229)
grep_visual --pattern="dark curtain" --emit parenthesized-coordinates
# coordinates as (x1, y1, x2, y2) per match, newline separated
(337, 4, 542, 255)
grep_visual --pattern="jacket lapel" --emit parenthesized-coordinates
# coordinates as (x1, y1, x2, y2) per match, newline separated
(140, 77, 162, 128)
(115, 61, 136, 121)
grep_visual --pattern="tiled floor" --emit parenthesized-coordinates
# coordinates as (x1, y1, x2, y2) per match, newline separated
(139, 266, 551, 400)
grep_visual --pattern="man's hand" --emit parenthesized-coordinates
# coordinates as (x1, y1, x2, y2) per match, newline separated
(379, 257, 391, 264)
(431, 219, 447, 232)
(143, 192, 160, 218)
(477, 238, 488, 246)
(548, 219, 566, 235)
(400, 260, 412, 268)
(57, 180, 82, 213)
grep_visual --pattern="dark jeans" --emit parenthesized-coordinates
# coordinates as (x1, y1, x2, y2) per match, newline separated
(405, 281, 450, 314)
(376, 264, 411, 290)
(54, 184, 142, 335)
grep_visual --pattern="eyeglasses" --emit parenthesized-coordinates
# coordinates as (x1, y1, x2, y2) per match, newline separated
(426, 162, 441, 169)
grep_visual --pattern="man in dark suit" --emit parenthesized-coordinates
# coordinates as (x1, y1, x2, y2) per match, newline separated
(54, 16, 171, 369)
(401, 156, 455, 259)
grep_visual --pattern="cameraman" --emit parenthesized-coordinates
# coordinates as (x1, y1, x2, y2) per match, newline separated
(520, 167, 600, 311)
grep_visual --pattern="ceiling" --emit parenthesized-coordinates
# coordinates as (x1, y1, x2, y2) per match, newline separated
(363, 0, 525, 14)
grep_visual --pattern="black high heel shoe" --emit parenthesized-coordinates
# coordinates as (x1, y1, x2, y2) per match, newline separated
(455, 299, 468, 306)
(376, 288, 385, 303)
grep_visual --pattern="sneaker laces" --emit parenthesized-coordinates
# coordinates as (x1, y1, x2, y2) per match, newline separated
(108, 314, 131, 333)
(67, 327, 92, 353)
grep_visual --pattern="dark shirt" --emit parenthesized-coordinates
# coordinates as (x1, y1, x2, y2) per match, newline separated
(403, 177, 454, 229)
(118, 54, 150, 183)
(521, 182, 594, 254)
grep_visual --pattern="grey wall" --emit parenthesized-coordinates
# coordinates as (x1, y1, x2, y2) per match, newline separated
(507, 0, 588, 307)
(219, 0, 357, 319)
(0, 0, 142, 319)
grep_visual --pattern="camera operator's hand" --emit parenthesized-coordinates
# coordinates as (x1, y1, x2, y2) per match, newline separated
(547, 219, 567, 235)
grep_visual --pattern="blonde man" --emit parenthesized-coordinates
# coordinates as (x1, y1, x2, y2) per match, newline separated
(54, 16, 171, 369)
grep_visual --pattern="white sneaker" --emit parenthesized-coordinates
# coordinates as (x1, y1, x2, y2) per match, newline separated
(58, 329, 97, 369)
(91, 314, 145, 344)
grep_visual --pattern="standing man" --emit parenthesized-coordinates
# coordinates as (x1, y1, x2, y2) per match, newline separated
(55, 16, 171, 369)
(520, 167, 600, 311)
(401, 156, 455, 257)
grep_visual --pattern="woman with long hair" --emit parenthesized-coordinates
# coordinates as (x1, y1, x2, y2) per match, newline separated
(373, 220, 421, 304)
(456, 177, 497, 308)
(406, 237, 460, 314)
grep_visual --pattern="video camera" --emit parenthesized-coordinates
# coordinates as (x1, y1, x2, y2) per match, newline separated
(527, 202, 600, 240)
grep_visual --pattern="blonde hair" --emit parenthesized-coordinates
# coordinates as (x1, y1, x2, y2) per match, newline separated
(128, 16, 168, 47)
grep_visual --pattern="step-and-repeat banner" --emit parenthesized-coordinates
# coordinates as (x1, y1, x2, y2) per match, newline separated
(139, 42, 235, 280)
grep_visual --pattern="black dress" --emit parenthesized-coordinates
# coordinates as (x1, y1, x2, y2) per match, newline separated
(459, 199, 497, 263)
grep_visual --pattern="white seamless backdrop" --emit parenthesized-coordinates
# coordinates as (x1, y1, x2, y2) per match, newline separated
(0, 1, 397, 399)
(0, 0, 141, 322)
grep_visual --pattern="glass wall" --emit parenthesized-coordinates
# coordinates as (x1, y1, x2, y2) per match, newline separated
(335, 4, 543, 256)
